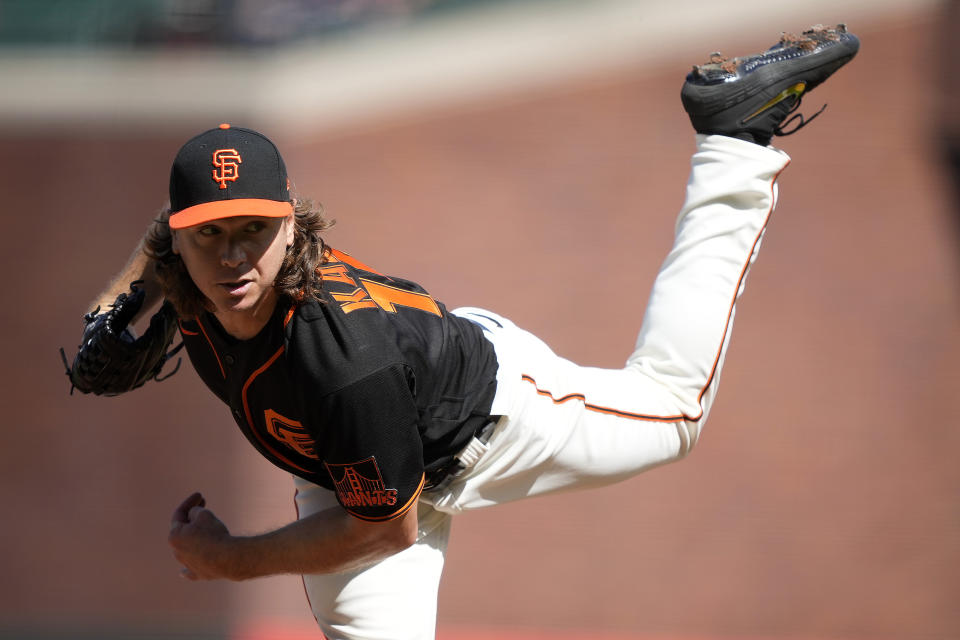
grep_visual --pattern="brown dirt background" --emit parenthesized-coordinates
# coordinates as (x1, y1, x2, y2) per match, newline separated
(2, 7, 957, 640)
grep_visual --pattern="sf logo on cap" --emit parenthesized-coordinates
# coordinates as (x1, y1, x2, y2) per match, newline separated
(212, 148, 242, 189)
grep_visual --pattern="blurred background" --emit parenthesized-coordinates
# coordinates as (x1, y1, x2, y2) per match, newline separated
(1, 0, 958, 638)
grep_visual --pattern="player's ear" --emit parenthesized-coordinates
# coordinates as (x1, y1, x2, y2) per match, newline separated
(171, 229, 180, 255)
(284, 213, 295, 248)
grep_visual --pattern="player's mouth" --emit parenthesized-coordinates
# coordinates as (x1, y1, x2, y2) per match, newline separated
(218, 279, 253, 296)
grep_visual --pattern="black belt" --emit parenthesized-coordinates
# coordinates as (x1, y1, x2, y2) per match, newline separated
(424, 417, 499, 491)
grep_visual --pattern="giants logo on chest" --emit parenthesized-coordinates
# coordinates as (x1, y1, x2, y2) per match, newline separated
(263, 409, 318, 459)
(238, 335, 319, 471)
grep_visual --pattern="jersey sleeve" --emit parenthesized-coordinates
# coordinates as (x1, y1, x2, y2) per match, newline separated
(312, 364, 425, 522)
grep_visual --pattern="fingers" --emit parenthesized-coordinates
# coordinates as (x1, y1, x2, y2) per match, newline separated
(171, 492, 205, 525)
(111, 286, 146, 330)
(167, 493, 230, 582)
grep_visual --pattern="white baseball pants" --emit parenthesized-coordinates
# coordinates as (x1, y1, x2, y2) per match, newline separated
(295, 134, 791, 639)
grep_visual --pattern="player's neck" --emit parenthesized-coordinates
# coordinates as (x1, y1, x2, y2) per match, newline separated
(213, 288, 280, 340)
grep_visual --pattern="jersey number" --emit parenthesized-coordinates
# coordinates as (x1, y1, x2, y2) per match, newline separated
(321, 264, 441, 317)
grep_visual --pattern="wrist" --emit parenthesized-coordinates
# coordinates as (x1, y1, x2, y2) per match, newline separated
(223, 535, 262, 581)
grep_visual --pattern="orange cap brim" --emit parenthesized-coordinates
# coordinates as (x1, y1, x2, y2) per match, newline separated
(169, 199, 293, 229)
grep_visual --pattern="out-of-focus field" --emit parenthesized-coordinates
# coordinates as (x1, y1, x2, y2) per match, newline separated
(1, 3, 956, 640)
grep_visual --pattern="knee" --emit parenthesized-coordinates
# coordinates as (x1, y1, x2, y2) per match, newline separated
(676, 418, 703, 457)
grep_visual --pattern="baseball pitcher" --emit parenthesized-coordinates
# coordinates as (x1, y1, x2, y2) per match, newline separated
(63, 25, 859, 640)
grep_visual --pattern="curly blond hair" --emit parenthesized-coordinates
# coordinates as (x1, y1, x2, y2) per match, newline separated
(143, 199, 335, 318)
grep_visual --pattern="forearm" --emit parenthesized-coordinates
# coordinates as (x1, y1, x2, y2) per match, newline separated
(227, 506, 417, 580)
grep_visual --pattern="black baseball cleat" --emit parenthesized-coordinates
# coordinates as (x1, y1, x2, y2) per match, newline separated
(681, 24, 860, 146)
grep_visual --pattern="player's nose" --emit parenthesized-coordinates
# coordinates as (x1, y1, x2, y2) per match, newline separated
(219, 239, 247, 268)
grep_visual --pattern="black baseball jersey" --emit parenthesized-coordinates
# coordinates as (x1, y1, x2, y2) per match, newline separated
(177, 249, 498, 521)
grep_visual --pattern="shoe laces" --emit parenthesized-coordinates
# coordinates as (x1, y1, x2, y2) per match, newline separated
(774, 98, 828, 136)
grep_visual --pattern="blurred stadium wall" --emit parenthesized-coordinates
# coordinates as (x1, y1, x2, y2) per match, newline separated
(1, 1, 957, 639)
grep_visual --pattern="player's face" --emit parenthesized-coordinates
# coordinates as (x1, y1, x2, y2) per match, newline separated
(172, 214, 295, 338)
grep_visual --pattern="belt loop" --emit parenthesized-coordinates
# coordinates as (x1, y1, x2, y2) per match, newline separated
(454, 435, 489, 469)
(425, 417, 500, 491)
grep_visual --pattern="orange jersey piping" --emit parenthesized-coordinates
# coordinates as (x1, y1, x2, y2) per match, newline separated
(194, 318, 226, 379)
(242, 346, 312, 474)
(177, 319, 200, 337)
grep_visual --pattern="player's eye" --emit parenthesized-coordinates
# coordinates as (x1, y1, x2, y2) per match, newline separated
(245, 221, 267, 233)
(197, 225, 221, 237)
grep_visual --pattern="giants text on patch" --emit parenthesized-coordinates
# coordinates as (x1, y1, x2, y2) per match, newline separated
(325, 457, 398, 508)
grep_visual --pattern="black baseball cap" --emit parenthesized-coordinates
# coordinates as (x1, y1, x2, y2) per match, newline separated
(168, 123, 293, 230)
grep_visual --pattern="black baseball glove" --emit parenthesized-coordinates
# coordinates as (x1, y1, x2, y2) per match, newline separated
(61, 282, 183, 396)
